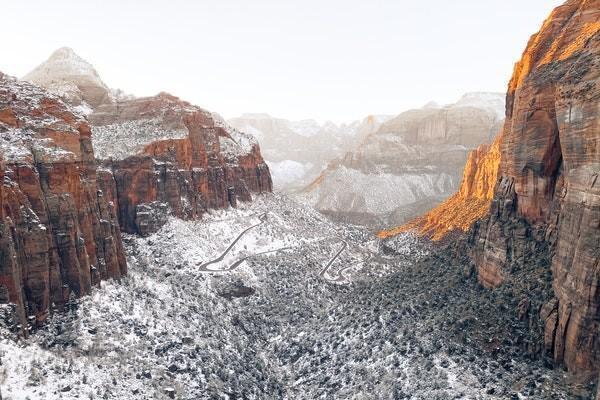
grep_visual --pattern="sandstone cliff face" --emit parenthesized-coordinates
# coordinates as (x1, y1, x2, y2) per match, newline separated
(389, 0, 599, 374)
(303, 93, 504, 229)
(0, 74, 126, 329)
(90, 94, 272, 235)
(472, 0, 599, 373)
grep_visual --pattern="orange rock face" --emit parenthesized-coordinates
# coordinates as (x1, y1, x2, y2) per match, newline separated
(0, 74, 126, 329)
(474, 0, 599, 373)
(377, 136, 500, 240)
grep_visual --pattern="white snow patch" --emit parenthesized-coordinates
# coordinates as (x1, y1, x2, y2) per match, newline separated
(267, 160, 313, 189)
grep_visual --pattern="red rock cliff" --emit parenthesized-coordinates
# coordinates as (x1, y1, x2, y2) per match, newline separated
(89, 93, 272, 235)
(22, 49, 273, 237)
(0, 74, 126, 329)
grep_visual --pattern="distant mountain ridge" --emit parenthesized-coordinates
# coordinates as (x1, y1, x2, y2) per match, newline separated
(228, 113, 391, 190)
(301, 92, 505, 229)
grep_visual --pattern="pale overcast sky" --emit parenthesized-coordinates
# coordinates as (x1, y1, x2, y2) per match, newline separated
(1, 0, 564, 122)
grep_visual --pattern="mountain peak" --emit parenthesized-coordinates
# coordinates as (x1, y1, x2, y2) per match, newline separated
(25, 47, 101, 80)
(23, 47, 112, 108)
(49, 46, 79, 59)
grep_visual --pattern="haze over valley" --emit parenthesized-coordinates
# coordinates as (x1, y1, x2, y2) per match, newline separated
(0, 1, 598, 399)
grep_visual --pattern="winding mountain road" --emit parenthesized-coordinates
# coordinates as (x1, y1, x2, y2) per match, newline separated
(198, 212, 268, 271)
(197, 213, 370, 281)
(200, 247, 293, 273)
(319, 241, 375, 283)
(319, 240, 348, 279)
(331, 253, 372, 283)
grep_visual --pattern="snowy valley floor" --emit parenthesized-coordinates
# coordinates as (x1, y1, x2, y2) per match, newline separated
(0, 194, 593, 399)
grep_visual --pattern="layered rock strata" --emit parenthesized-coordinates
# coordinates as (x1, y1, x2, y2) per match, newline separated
(0, 73, 126, 328)
(90, 94, 272, 235)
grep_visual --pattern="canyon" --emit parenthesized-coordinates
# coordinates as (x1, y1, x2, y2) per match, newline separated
(0, 0, 598, 398)
(0, 49, 272, 330)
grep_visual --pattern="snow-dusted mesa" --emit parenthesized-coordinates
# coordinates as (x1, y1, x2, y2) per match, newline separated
(90, 95, 259, 161)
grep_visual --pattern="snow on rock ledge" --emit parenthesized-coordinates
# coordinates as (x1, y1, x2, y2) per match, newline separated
(89, 92, 272, 235)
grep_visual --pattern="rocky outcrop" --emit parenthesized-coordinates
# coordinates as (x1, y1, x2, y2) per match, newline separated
(90, 94, 272, 235)
(303, 93, 505, 229)
(0, 74, 126, 329)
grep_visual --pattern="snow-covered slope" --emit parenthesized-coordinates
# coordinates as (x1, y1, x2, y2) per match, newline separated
(266, 159, 314, 189)
(0, 194, 583, 399)
(304, 166, 456, 222)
